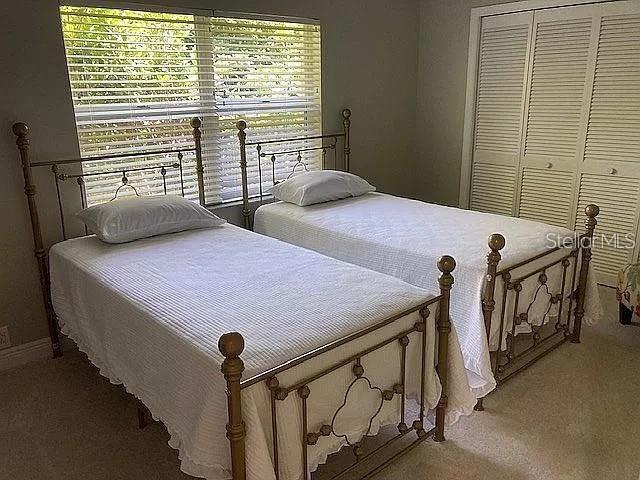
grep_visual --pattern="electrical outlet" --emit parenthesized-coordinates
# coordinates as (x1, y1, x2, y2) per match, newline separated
(0, 326, 11, 350)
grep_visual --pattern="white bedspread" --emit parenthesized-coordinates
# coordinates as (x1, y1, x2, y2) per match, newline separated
(50, 224, 475, 480)
(255, 193, 603, 397)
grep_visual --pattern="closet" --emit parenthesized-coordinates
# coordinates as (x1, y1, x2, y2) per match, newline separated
(466, 0, 640, 285)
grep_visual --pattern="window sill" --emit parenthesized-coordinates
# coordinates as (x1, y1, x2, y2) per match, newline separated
(206, 195, 275, 212)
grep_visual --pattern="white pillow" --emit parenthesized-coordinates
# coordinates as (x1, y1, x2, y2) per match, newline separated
(76, 195, 226, 244)
(272, 170, 375, 206)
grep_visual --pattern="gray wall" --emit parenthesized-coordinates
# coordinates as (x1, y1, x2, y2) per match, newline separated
(416, 0, 517, 206)
(0, 0, 420, 348)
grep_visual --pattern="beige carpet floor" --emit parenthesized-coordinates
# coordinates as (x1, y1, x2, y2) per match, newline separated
(1, 287, 639, 480)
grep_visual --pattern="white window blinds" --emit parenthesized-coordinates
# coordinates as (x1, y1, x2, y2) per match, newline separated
(209, 16, 322, 200)
(59, 6, 322, 205)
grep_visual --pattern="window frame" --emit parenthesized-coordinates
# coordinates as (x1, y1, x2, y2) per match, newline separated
(59, 2, 323, 206)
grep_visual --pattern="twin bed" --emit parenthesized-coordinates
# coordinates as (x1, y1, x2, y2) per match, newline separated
(237, 110, 602, 407)
(14, 120, 470, 480)
(49, 223, 473, 480)
(13, 107, 601, 480)
(254, 193, 603, 398)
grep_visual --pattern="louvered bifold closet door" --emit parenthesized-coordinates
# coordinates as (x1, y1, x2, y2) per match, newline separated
(575, 1, 640, 285)
(575, 175, 640, 285)
(469, 12, 533, 216)
(517, 5, 598, 228)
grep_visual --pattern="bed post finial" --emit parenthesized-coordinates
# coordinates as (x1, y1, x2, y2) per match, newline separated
(342, 108, 351, 173)
(219, 332, 247, 480)
(572, 204, 599, 344)
(190, 117, 205, 206)
(488, 233, 506, 253)
(237, 120, 251, 230)
(438, 255, 456, 276)
(13, 122, 62, 359)
(13, 122, 29, 139)
(434, 255, 455, 442)
(475, 233, 505, 411)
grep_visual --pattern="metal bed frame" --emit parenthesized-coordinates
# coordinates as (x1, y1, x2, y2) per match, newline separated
(13, 119, 456, 479)
(236, 108, 600, 411)
(13, 118, 205, 358)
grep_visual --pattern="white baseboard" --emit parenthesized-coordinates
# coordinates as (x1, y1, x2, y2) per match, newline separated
(0, 337, 52, 372)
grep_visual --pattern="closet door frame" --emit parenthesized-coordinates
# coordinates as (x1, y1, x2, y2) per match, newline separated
(459, 0, 626, 208)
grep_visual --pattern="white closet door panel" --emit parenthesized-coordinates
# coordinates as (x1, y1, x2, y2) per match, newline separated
(584, 12, 640, 165)
(470, 163, 517, 216)
(519, 167, 574, 227)
(474, 13, 532, 156)
(524, 13, 594, 160)
(575, 172, 640, 285)
(470, 12, 532, 216)
(516, 5, 600, 231)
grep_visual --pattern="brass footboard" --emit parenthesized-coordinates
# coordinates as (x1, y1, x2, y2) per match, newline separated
(475, 205, 599, 410)
(218, 256, 455, 480)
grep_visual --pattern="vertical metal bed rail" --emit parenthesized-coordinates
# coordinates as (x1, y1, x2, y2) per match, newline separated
(475, 233, 505, 411)
(12, 122, 63, 358)
(237, 120, 251, 230)
(219, 332, 247, 480)
(434, 255, 455, 442)
(51, 164, 67, 240)
(571, 204, 599, 343)
(342, 108, 351, 172)
(77, 177, 89, 235)
(493, 273, 510, 376)
(191, 117, 205, 207)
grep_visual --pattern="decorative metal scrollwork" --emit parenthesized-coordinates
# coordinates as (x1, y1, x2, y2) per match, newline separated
(304, 360, 403, 449)
(497, 251, 578, 379)
(266, 376, 288, 400)
(259, 137, 339, 186)
(522, 271, 556, 329)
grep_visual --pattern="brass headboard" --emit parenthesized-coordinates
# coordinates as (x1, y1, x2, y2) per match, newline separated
(12, 118, 204, 357)
(236, 108, 352, 230)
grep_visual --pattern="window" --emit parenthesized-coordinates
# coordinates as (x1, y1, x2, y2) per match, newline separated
(59, 6, 322, 205)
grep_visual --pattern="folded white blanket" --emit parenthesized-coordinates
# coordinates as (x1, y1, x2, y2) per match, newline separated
(50, 224, 475, 480)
